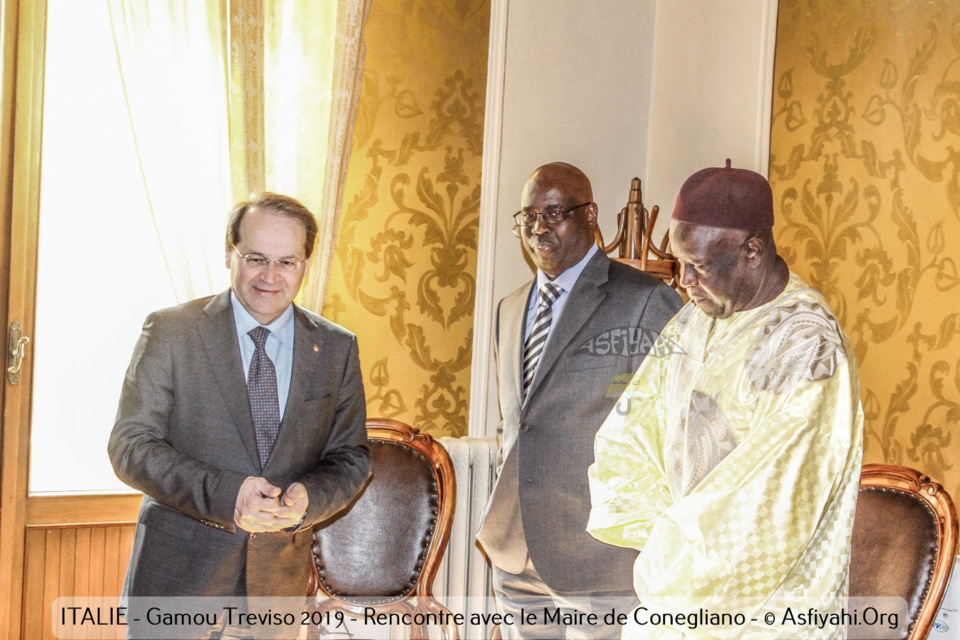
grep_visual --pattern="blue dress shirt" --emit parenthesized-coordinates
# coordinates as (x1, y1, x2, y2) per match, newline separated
(230, 292, 295, 418)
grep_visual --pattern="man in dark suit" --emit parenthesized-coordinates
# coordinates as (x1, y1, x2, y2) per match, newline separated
(476, 163, 682, 639)
(109, 193, 370, 636)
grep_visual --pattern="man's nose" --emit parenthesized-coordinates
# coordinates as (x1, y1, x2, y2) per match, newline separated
(529, 214, 551, 234)
(679, 263, 697, 287)
(260, 262, 283, 281)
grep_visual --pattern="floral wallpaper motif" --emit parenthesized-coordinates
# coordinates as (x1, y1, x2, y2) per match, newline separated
(322, 0, 489, 437)
(770, 0, 960, 497)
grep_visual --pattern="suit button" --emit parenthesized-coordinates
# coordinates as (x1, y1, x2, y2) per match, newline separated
(520, 423, 530, 431)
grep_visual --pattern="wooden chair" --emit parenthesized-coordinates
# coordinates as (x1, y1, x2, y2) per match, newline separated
(307, 419, 459, 639)
(849, 464, 958, 640)
(595, 177, 680, 288)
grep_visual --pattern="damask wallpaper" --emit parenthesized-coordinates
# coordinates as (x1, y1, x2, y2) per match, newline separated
(770, 0, 960, 497)
(322, 0, 490, 437)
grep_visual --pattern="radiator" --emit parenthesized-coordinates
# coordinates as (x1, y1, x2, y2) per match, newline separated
(436, 435, 499, 639)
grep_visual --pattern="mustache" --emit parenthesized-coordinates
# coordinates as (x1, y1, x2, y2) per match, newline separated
(527, 237, 556, 250)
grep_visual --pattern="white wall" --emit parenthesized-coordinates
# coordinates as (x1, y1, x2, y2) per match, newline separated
(493, 0, 659, 298)
(644, 0, 779, 237)
(470, 0, 778, 437)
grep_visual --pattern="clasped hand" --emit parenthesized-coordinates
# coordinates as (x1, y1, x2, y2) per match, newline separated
(234, 476, 308, 533)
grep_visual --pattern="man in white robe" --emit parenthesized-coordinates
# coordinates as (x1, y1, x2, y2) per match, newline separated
(588, 161, 864, 639)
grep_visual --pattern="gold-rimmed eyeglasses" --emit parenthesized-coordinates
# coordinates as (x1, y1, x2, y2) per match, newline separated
(232, 245, 307, 272)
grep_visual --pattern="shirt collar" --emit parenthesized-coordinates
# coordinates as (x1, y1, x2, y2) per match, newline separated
(536, 242, 599, 294)
(230, 291, 296, 350)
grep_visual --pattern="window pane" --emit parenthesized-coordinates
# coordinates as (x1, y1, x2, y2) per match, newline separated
(29, 0, 180, 493)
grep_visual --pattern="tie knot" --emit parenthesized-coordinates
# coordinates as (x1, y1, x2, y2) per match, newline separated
(539, 282, 562, 306)
(248, 326, 270, 349)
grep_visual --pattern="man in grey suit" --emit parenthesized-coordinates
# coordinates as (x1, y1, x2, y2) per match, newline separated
(476, 163, 682, 639)
(109, 193, 370, 636)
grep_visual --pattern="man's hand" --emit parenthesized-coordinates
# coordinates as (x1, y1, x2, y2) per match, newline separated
(234, 476, 284, 533)
(275, 482, 309, 529)
(233, 477, 310, 533)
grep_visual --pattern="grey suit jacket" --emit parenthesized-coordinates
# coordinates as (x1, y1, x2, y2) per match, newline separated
(109, 290, 371, 598)
(477, 251, 682, 593)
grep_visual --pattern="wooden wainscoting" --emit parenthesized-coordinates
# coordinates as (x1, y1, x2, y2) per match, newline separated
(19, 494, 140, 640)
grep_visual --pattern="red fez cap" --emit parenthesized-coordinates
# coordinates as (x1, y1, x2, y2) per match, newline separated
(672, 159, 774, 229)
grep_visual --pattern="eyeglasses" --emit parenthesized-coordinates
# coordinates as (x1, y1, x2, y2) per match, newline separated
(232, 246, 307, 272)
(512, 202, 593, 228)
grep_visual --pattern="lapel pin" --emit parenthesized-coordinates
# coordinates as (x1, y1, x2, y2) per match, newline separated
(313, 344, 319, 352)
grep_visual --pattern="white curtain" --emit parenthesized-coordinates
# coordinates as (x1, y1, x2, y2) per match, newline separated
(107, 0, 233, 302)
(108, 0, 370, 310)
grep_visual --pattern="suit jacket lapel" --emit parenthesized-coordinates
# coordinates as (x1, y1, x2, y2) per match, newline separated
(524, 251, 610, 403)
(263, 306, 321, 469)
(500, 283, 534, 412)
(199, 291, 261, 471)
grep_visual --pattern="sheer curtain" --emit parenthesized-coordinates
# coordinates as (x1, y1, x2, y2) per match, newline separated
(108, 0, 370, 309)
(107, 0, 233, 302)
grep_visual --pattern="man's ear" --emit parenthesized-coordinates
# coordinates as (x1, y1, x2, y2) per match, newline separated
(584, 203, 599, 228)
(225, 242, 233, 268)
(743, 235, 765, 265)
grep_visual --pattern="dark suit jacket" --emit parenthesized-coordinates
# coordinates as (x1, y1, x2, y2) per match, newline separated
(477, 251, 682, 593)
(109, 290, 370, 598)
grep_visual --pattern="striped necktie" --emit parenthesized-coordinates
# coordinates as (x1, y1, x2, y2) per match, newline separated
(522, 282, 562, 399)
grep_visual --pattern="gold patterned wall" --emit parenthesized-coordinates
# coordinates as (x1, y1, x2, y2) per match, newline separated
(322, 0, 490, 437)
(770, 0, 960, 498)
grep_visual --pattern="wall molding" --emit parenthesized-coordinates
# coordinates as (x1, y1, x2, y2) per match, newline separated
(755, 0, 779, 175)
(468, 0, 509, 438)
(25, 493, 141, 528)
